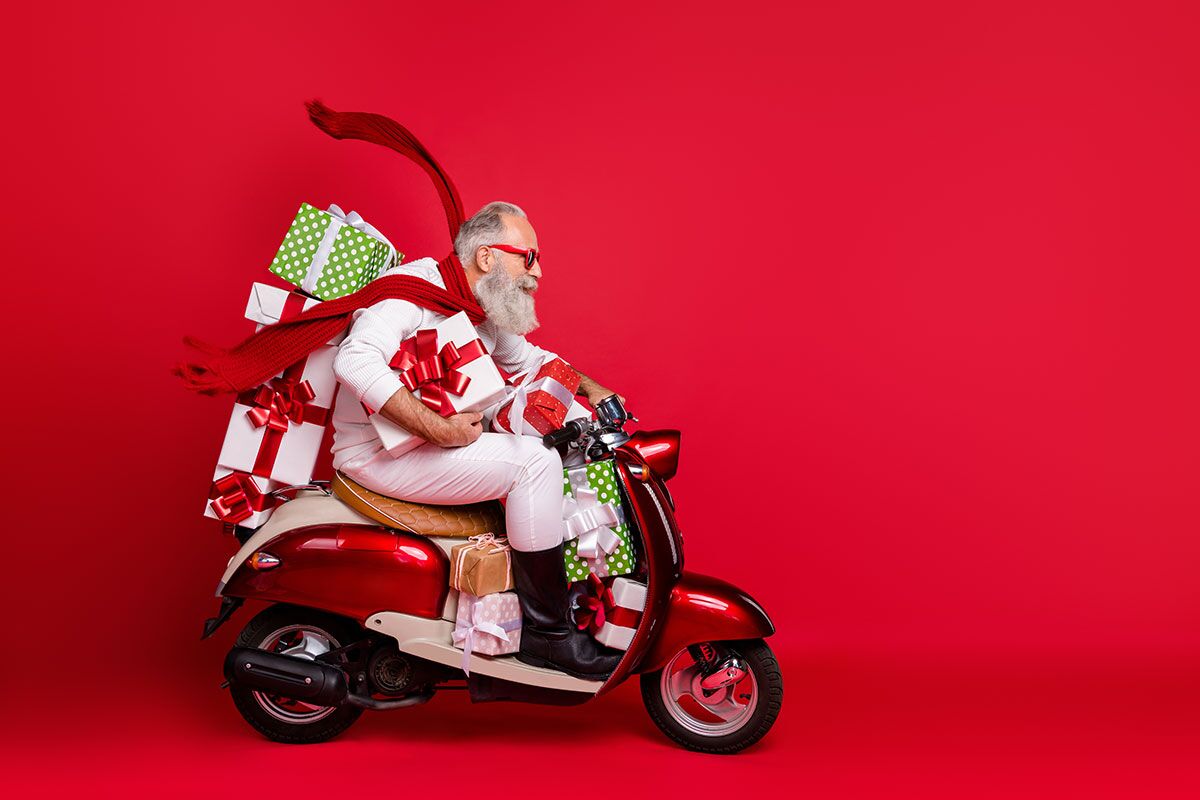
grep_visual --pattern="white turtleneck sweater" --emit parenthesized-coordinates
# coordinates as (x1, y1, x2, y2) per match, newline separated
(330, 257, 556, 468)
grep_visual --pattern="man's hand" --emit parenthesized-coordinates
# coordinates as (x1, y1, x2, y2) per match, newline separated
(575, 370, 625, 410)
(585, 387, 626, 408)
(435, 411, 484, 447)
(380, 388, 483, 448)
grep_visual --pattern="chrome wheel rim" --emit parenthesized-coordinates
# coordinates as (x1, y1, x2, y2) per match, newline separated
(252, 624, 340, 724)
(659, 646, 758, 737)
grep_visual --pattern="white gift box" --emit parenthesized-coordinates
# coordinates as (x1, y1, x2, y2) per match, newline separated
(370, 311, 508, 454)
(244, 282, 346, 345)
(593, 577, 647, 651)
(214, 344, 337, 486)
(452, 591, 522, 675)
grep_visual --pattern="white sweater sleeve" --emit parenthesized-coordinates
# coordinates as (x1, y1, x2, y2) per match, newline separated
(491, 329, 559, 377)
(333, 299, 422, 413)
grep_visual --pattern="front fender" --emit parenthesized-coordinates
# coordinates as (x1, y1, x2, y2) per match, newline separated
(637, 572, 774, 674)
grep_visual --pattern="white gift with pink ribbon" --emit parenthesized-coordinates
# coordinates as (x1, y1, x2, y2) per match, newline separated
(451, 592, 522, 675)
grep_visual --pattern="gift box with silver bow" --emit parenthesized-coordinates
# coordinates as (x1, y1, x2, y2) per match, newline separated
(268, 202, 400, 300)
(562, 461, 636, 582)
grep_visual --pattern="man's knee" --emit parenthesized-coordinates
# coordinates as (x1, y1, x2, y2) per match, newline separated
(514, 437, 562, 483)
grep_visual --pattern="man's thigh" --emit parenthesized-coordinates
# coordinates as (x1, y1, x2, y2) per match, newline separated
(344, 433, 541, 505)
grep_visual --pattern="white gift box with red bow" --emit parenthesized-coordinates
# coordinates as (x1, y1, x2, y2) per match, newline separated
(204, 284, 343, 525)
(369, 311, 508, 454)
(596, 577, 647, 650)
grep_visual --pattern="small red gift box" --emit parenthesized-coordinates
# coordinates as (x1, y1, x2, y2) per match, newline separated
(492, 357, 584, 436)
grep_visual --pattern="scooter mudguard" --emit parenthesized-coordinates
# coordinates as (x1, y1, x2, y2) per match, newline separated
(637, 571, 775, 674)
(221, 524, 450, 622)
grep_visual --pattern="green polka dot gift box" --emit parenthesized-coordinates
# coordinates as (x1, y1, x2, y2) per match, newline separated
(562, 461, 636, 582)
(269, 203, 401, 300)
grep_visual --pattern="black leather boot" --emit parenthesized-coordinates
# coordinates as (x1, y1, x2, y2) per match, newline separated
(511, 544, 623, 681)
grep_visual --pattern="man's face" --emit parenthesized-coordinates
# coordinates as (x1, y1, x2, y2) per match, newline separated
(472, 215, 541, 335)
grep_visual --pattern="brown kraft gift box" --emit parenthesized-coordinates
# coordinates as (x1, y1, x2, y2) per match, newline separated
(449, 534, 514, 595)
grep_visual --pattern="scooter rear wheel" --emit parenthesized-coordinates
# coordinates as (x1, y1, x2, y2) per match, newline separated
(229, 604, 365, 744)
(640, 638, 782, 754)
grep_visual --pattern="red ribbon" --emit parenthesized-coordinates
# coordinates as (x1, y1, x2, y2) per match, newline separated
(573, 574, 642, 634)
(573, 574, 614, 635)
(235, 360, 332, 479)
(279, 292, 307, 322)
(209, 472, 276, 524)
(388, 329, 488, 417)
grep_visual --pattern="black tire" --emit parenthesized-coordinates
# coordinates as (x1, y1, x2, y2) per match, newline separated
(228, 604, 365, 744)
(640, 639, 783, 754)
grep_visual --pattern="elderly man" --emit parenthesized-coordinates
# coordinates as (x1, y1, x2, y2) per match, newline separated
(329, 201, 623, 680)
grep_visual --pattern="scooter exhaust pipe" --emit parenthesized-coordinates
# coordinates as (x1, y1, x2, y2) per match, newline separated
(223, 647, 348, 706)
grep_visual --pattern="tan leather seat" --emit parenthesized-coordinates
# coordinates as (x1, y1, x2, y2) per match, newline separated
(332, 472, 505, 538)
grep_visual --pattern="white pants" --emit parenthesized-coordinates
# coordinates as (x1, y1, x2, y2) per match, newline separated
(339, 433, 564, 552)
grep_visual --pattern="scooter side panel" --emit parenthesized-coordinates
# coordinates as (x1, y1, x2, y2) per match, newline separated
(222, 524, 450, 621)
(636, 572, 775, 674)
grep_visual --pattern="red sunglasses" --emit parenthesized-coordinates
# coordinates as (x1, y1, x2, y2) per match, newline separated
(485, 243, 541, 269)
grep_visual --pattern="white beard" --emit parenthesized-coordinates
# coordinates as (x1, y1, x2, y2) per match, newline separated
(474, 268, 540, 335)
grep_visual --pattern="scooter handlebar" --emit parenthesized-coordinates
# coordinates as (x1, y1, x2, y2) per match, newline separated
(542, 418, 589, 449)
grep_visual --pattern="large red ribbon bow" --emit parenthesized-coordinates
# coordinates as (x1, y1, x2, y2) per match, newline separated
(245, 378, 320, 432)
(209, 472, 276, 524)
(389, 329, 488, 417)
(235, 368, 332, 479)
(573, 574, 615, 635)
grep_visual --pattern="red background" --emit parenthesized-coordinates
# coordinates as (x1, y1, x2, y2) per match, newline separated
(4, 0, 1200, 795)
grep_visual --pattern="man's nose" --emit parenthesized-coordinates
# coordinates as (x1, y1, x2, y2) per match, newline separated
(528, 260, 543, 279)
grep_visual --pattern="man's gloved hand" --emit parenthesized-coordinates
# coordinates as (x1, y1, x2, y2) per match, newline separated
(438, 411, 484, 447)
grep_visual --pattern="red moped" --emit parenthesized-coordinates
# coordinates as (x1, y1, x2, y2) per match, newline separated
(204, 396, 782, 753)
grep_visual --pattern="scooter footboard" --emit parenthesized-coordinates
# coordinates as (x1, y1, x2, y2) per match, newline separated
(637, 572, 775, 674)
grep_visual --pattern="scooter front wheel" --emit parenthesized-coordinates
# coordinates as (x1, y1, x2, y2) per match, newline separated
(228, 604, 365, 744)
(639, 638, 782, 754)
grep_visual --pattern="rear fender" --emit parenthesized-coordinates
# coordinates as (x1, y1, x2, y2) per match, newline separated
(221, 523, 449, 622)
(637, 572, 774, 674)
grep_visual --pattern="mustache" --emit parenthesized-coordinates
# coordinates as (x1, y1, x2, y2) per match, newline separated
(516, 274, 539, 292)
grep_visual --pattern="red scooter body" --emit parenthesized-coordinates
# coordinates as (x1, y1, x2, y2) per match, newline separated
(219, 429, 774, 695)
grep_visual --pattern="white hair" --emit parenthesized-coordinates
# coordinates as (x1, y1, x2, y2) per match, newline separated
(454, 201, 527, 267)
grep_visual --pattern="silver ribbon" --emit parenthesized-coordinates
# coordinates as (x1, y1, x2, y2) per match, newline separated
(501, 374, 577, 436)
(562, 487, 623, 560)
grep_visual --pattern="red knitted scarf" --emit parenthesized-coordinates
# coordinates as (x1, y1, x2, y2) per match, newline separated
(174, 100, 483, 395)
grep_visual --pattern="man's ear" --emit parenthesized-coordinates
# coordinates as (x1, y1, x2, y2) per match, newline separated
(475, 245, 492, 273)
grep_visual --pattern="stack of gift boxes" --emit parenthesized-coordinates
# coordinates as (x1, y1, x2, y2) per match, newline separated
(448, 534, 522, 673)
(205, 201, 647, 661)
(204, 202, 399, 527)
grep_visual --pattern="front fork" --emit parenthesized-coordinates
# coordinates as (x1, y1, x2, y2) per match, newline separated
(687, 643, 748, 694)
